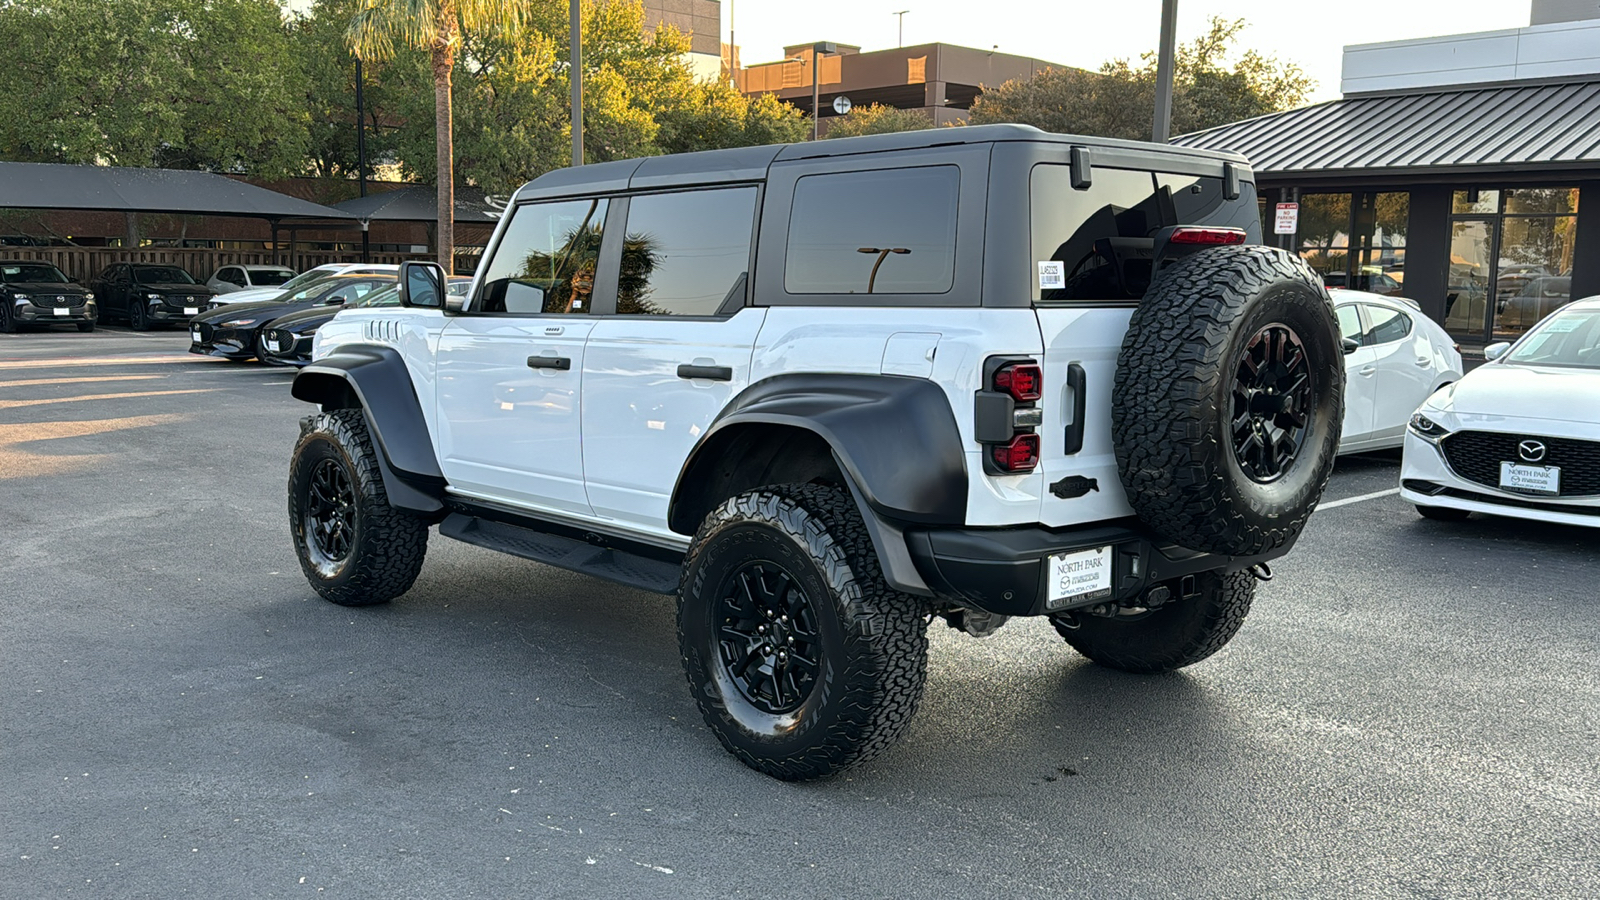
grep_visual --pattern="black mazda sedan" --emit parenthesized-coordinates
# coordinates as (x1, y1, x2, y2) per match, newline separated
(259, 277, 469, 366)
(188, 273, 395, 361)
(1, 260, 97, 332)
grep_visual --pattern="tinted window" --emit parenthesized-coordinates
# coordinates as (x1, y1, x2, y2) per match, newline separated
(1337, 305, 1363, 343)
(1032, 165, 1260, 302)
(1, 263, 69, 283)
(478, 198, 609, 314)
(133, 266, 195, 284)
(785, 166, 958, 295)
(1363, 305, 1411, 344)
(216, 267, 240, 284)
(617, 188, 756, 316)
(248, 269, 295, 286)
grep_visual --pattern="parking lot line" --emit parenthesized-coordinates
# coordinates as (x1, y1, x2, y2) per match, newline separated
(0, 374, 167, 388)
(1316, 487, 1401, 510)
(0, 388, 215, 409)
(0, 354, 217, 370)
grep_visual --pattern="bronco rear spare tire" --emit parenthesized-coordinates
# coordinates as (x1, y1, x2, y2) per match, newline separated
(1112, 245, 1342, 557)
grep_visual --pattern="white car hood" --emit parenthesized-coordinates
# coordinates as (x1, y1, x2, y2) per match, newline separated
(1431, 363, 1600, 425)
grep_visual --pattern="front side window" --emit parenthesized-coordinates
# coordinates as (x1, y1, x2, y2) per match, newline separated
(785, 166, 959, 295)
(616, 187, 757, 316)
(1362, 305, 1411, 344)
(477, 198, 608, 314)
(1336, 305, 1363, 343)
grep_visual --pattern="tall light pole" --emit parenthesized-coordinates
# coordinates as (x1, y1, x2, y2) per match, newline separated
(1151, 0, 1178, 143)
(892, 10, 909, 48)
(570, 0, 583, 166)
(355, 54, 369, 262)
(811, 41, 837, 141)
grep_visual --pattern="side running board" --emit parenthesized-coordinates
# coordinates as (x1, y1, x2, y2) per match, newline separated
(439, 513, 682, 595)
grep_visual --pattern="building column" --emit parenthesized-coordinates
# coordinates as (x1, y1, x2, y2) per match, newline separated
(1404, 186, 1451, 326)
(1569, 181, 1600, 302)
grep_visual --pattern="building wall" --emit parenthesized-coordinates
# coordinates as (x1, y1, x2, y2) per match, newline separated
(1342, 19, 1600, 95)
(642, 0, 721, 57)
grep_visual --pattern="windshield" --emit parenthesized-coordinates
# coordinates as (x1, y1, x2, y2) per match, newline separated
(247, 268, 295, 286)
(274, 267, 341, 292)
(1503, 308, 1600, 369)
(134, 266, 196, 285)
(0, 263, 70, 283)
(351, 285, 400, 308)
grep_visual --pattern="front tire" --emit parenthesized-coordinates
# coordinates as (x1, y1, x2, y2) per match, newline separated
(1050, 570, 1255, 674)
(288, 409, 428, 606)
(76, 321, 96, 333)
(129, 301, 150, 331)
(678, 484, 929, 780)
(0, 303, 15, 334)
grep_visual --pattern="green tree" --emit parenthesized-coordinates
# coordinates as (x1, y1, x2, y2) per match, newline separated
(653, 82, 809, 155)
(347, 0, 531, 273)
(822, 104, 933, 139)
(294, 0, 399, 181)
(0, 0, 309, 175)
(970, 17, 1312, 141)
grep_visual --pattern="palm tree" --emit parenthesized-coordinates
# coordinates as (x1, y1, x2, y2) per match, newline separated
(346, 0, 527, 274)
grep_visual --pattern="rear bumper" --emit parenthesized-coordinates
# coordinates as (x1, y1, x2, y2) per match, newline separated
(906, 519, 1278, 616)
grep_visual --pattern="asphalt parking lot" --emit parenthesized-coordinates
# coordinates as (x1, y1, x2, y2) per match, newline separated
(2, 327, 1596, 899)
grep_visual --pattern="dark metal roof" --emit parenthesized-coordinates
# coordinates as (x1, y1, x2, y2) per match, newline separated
(332, 185, 502, 223)
(1173, 80, 1600, 177)
(0, 162, 352, 219)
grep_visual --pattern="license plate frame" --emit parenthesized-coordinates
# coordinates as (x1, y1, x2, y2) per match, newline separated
(1046, 545, 1114, 610)
(1500, 461, 1560, 495)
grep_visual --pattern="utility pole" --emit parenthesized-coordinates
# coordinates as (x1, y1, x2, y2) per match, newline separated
(570, 0, 583, 166)
(1152, 0, 1178, 143)
(355, 54, 369, 262)
(892, 10, 909, 48)
(811, 41, 837, 141)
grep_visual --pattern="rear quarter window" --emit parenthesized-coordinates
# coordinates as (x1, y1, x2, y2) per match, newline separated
(784, 166, 959, 296)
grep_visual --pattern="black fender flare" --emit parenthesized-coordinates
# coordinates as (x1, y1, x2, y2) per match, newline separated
(290, 344, 447, 517)
(668, 374, 970, 596)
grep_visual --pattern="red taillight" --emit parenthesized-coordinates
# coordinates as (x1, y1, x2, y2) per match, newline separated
(993, 363, 1043, 402)
(1169, 226, 1247, 246)
(990, 433, 1040, 473)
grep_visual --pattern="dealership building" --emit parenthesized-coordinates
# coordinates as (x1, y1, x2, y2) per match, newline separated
(1174, 0, 1600, 355)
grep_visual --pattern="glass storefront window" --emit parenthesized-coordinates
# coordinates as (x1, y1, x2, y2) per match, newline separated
(1296, 193, 1350, 279)
(1445, 186, 1580, 344)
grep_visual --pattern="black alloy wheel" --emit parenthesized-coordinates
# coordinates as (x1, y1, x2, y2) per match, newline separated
(128, 299, 149, 331)
(1230, 323, 1313, 483)
(715, 562, 822, 716)
(302, 457, 356, 576)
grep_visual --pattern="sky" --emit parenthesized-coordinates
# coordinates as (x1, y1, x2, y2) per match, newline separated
(727, 0, 1535, 102)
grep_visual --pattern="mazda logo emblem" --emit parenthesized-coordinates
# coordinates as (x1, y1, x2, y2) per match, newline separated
(1518, 440, 1547, 463)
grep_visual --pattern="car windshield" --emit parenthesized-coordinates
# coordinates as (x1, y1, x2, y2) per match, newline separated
(273, 267, 342, 292)
(1503, 308, 1600, 369)
(247, 268, 295, 286)
(351, 285, 400, 308)
(134, 266, 196, 284)
(1, 263, 69, 283)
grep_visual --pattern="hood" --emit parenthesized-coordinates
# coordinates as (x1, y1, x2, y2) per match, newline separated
(263, 305, 339, 333)
(1429, 362, 1600, 425)
(7, 281, 86, 293)
(215, 285, 289, 304)
(138, 283, 213, 294)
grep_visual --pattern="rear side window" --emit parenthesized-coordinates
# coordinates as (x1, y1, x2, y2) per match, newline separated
(476, 198, 609, 314)
(1031, 165, 1261, 302)
(617, 187, 757, 316)
(785, 166, 959, 295)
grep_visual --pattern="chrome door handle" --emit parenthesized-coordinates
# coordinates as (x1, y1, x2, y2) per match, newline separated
(1415, 358, 1431, 367)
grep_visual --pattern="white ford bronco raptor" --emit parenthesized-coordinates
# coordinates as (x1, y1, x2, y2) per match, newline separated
(287, 125, 1343, 780)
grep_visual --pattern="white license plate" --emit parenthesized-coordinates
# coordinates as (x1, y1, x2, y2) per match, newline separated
(1500, 461, 1560, 495)
(191, 329, 202, 342)
(53, 307, 70, 317)
(183, 307, 199, 315)
(1047, 545, 1114, 609)
(265, 338, 281, 352)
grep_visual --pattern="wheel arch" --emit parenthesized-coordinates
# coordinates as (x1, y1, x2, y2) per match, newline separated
(291, 344, 446, 517)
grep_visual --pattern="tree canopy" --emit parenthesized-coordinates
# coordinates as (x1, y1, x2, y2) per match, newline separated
(823, 104, 933, 139)
(970, 17, 1313, 140)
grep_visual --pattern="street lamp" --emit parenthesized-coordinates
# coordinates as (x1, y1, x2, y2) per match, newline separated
(1152, 0, 1178, 143)
(892, 10, 909, 48)
(571, 0, 583, 166)
(811, 41, 837, 141)
(857, 246, 909, 293)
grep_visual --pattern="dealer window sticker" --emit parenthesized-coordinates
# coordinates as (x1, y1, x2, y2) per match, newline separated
(1038, 260, 1065, 291)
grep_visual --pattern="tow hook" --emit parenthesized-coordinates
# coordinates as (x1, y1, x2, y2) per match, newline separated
(1249, 563, 1273, 582)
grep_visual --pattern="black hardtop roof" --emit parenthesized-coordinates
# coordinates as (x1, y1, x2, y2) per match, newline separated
(514, 124, 1251, 202)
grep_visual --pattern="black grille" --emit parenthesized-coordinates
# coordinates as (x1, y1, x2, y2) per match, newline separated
(1440, 430, 1600, 497)
(163, 294, 209, 310)
(32, 293, 86, 309)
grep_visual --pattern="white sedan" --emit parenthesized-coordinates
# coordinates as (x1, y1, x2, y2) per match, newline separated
(211, 263, 399, 305)
(1400, 295, 1600, 526)
(1333, 289, 1463, 453)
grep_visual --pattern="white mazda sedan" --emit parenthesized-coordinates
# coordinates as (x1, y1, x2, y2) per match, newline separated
(1400, 295, 1600, 526)
(1333, 289, 1463, 453)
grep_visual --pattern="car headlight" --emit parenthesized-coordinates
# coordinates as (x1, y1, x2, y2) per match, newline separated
(13, 293, 28, 303)
(220, 318, 258, 328)
(84, 291, 94, 300)
(1408, 412, 1449, 442)
(146, 293, 162, 301)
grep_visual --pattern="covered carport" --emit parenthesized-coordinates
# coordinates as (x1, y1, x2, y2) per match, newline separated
(0, 161, 356, 282)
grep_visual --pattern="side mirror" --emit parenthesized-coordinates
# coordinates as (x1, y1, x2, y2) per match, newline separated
(322, 294, 348, 306)
(399, 261, 446, 309)
(1341, 337, 1360, 355)
(1484, 341, 1511, 361)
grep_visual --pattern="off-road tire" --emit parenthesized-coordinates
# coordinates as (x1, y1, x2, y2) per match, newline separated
(1050, 570, 1255, 673)
(678, 483, 929, 780)
(1416, 504, 1471, 522)
(1113, 245, 1343, 557)
(76, 321, 95, 333)
(288, 409, 428, 606)
(128, 301, 150, 331)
